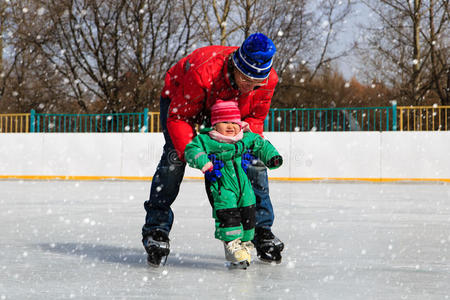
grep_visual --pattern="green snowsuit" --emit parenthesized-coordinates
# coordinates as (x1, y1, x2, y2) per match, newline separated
(185, 129, 283, 242)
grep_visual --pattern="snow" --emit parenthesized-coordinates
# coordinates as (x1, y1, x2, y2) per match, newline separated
(0, 180, 449, 299)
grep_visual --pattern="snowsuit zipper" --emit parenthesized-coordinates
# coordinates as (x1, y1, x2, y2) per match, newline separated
(232, 142, 243, 200)
(232, 159, 242, 200)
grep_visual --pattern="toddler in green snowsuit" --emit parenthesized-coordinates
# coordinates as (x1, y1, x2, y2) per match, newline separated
(184, 100, 283, 265)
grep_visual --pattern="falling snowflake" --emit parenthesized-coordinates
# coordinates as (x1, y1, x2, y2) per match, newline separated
(37, 7, 46, 16)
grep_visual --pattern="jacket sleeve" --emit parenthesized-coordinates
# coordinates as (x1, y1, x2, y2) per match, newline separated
(243, 96, 271, 136)
(167, 69, 207, 160)
(245, 133, 283, 170)
(184, 136, 211, 170)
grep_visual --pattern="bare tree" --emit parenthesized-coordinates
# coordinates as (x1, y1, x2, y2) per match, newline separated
(237, 0, 354, 81)
(1, 0, 360, 113)
(427, 0, 449, 105)
(360, 0, 449, 105)
(196, 0, 241, 45)
(308, 0, 354, 81)
(0, 0, 69, 112)
(0, 2, 18, 103)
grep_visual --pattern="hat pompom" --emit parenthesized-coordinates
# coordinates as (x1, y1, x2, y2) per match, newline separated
(242, 33, 276, 63)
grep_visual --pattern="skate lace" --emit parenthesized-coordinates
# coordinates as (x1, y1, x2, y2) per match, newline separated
(226, 239, 242, 254)
(241, 241, 254, 252)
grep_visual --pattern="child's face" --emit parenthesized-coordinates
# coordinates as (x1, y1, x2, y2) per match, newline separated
(215, 122, 241, 136)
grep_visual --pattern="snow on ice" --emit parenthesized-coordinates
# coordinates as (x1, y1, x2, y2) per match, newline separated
(0, 180, 449, 299)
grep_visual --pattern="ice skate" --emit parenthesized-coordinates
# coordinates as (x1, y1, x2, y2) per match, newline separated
(224, 239, 251, 270)
(143, 229, 170, 267)
(253, 228, 284, 264)
(241, 241, 255, 253)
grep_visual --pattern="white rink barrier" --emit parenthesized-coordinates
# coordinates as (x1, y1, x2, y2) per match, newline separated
(0, 132, 449, 182)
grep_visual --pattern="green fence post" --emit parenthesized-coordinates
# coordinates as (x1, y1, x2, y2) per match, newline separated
(143, 108, 149, 132)
(30, 109, 36, 133)
(391, 101, 397, 131)
(264, 115, 269, 131)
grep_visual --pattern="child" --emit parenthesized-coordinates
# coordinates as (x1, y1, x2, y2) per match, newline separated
(184, 100, 283, 268)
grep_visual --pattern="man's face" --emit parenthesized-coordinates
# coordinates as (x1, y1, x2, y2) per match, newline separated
(233, 68, 267, 94)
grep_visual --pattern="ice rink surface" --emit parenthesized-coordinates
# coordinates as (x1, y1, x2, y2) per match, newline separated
(1, 179, 449, 300)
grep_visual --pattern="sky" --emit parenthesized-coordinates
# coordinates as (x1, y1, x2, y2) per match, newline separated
(336, 2, 375, 80)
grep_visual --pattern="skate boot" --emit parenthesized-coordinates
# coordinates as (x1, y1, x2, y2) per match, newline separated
(241, 241, 255, 254)
(253, 227, 284, 264)
(224, 239, 251, 269)
(143, 229, 170, 267)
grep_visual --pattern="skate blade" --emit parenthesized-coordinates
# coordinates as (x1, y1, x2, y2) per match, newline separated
(257, 257, 282, 265)
(146, 253, 169, 268)
(225, 260, 250, 270)
(147, 261, 162, 268)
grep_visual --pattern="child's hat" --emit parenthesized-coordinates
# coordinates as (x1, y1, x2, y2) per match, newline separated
(210, 100, 242, 126)
(232, 33, 276, 80)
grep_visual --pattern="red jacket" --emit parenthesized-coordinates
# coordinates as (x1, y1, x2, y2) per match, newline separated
(162, 45, 278, 159)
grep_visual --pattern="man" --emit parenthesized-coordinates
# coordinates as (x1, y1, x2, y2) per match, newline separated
(142, 33, 284, 267)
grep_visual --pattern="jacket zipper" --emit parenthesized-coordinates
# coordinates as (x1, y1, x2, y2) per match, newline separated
(232, 159, 242, 200)
(232, 143, 242, 200)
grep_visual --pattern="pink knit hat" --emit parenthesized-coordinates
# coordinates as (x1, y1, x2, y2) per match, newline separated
(210, 100, 242, 127)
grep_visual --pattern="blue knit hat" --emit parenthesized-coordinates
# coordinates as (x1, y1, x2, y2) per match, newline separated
(232, 33, 276, 80)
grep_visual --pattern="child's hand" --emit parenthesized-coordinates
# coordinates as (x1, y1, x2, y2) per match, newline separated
(201, 162, 214, 173)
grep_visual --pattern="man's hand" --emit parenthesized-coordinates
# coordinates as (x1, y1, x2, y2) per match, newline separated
(204, 154, 224, 182)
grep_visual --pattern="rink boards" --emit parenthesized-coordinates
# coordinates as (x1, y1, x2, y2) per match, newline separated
(0, 132, 449, 182)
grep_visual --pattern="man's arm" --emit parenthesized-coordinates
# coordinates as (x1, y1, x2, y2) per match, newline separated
(243, 96, 271, 135)
(243, 69, 278, 135)
(166, 70, 206, 160)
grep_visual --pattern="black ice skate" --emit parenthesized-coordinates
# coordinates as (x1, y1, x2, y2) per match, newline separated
(253, 227, 284, 264)
(143, 229, 170, 267)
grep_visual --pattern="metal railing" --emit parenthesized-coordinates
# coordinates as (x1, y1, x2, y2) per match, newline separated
(148, 112, 161, 133)
(398, 106, 450, 131)
(0, 113, 31, 133)
(2, 105, 450, 133)
(264, 105, 397, 132)
(30, 109, 152, 133)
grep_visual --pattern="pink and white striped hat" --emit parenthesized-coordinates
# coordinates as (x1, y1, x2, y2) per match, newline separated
(210, 100, 242, 127)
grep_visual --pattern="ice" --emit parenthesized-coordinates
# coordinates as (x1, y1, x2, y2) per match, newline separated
(0, 180, 449, 299)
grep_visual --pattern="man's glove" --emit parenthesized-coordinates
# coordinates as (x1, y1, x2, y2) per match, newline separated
(241, 150, 257, 174)
(204, 154, 224, 183)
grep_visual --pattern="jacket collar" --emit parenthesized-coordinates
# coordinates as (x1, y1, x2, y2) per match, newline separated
(224, 56, 239, 91)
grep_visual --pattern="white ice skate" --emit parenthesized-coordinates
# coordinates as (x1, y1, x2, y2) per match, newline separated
(223, 239, 251, 270)
(241, 241, 255, 253)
